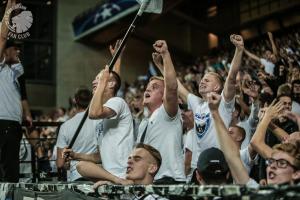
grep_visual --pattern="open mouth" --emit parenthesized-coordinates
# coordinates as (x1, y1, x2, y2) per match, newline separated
(268, 171, 276, 179)
(144, 93, 150, 98)
(126, 166, 133, 174)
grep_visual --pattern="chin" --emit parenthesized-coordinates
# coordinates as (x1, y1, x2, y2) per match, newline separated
(268, 178, 290, 185)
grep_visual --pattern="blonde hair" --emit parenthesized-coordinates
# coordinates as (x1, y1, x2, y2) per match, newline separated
(273, 141, 300, 169)
(149, 76, 164, 82)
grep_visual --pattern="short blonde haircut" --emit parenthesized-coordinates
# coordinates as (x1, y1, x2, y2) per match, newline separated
(149, 76, 164, 82)
(273, 141, 300, 169)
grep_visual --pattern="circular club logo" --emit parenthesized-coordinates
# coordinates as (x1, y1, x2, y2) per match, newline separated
(4, 3, 33, 39)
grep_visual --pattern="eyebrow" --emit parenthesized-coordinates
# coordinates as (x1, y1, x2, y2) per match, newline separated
(128, 155, 142, 160)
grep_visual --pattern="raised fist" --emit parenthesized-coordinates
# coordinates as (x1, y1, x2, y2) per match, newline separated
(153, 40, 169, 56)
(230, 34, 244, 51)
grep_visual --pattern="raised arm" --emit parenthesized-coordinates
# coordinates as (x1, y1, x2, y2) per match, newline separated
(267, 32, 278, 58)
(223, 34, 244, 102)
(0, 0, 16, 60)
(250, 101, 284, 159)
(268, 122, 289, 141)
(89, 66, 116, 119)
(244, 49, 261, 63)
(152, 40, 178, 117)
(152, 46, 189, 103)
(208, 92, 250, 184)
(109, 40, 124, 76)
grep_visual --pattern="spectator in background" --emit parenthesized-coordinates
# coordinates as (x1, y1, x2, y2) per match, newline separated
(244, 32, 278, 76)
(195, 147, 230, 185)
(291, 80, 300, 114)
(0, 0, 24, 182)
(56, 87, 100, 181)
(207, 92, 300, 186)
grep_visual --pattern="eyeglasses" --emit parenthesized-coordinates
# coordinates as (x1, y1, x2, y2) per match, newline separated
(265, 158, 298, 170)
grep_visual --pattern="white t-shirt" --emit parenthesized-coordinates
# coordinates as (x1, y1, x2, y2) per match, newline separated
(240, 147, 257, 174)
(56, 111, 99, 181)
(260, 58, 275, 75)
(184, 129, 197, 182)
(238, 103, 259, 149)
(96, 97, 134, 178)
(137, 105, 186, 181)
(292, 101, 300, 115)
(246, 178, 259, 188)
(187, 92, 235, 154)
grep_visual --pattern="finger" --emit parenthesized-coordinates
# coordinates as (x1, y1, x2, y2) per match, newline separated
(270, 99, 277, 107)
(109, 45, 113, 52)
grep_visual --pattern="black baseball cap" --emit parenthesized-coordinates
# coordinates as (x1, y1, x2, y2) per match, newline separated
(197, 147, 229, 176)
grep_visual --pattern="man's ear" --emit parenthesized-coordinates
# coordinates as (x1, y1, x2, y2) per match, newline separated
(292, 170, 300, 182)
(148, 164, 158, 175)
(214, 84, 221, 93)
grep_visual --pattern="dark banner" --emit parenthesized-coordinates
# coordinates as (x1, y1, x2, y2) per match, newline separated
(72, 0, 139, 40)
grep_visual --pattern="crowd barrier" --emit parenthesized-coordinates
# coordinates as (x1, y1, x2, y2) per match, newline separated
(19, 121, 63, 182)
(1, 183, 300, 200)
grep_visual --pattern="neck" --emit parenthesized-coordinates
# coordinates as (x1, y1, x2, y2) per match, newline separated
(145, 103, 162, 116)
(76, 108, 86, 113)
(201, 93, 208, 101)
(133, 176, 153, 185)
(103, 90, 114, 103)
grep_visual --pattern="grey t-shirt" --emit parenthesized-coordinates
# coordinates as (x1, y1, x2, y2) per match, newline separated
(0, 61, 24, 123)
(56, 111, 100, 181)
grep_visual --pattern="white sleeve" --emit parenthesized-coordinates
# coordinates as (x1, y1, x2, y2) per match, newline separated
(187, 93, 202, 113)
(246, 178, 259, 188)
(103, 97, 125, 119)
(56, 124, 68, 149)
(260, 58, 268, 66)
(184, 130, 194, 152)
(11, 63, 24, 78)
(0, 58, 5, 68)
(240, 147, 258, 174)
(247, 103, 260, 135)
(219, 92, 235, 126)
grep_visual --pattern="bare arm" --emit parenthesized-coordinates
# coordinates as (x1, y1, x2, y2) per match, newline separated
(268, 122, 289, 141)
(250, 101, 284, 159)
(177, 79, 190, 103)
(267, 32, 278, 57)
(56, 147, 65, 169)
(22, 99, 33, 126)
(62, 147, 101, 163)
(110, 40, 124, 76)
(0, 0, 16, 60)
(89, 66, 116, 119)
(184, 149, 192, 176)
(208, 92, 250, 184)
(153, 40, 178, 117)
(77, 161, 131, 185)
(244, 49, 261, 63)
(223, 35, 244, 102)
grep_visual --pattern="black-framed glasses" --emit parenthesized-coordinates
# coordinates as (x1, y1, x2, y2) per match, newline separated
(265, 158, 298, 170)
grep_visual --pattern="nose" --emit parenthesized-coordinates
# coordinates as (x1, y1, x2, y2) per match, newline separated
(92, 79, 98, 85)
(127, 158, 133, 165)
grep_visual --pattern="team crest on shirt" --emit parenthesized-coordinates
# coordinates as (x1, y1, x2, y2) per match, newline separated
(194, 113, 211, 139)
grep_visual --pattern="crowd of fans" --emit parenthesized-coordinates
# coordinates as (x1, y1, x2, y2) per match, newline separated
(15, 26, 300, 187)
